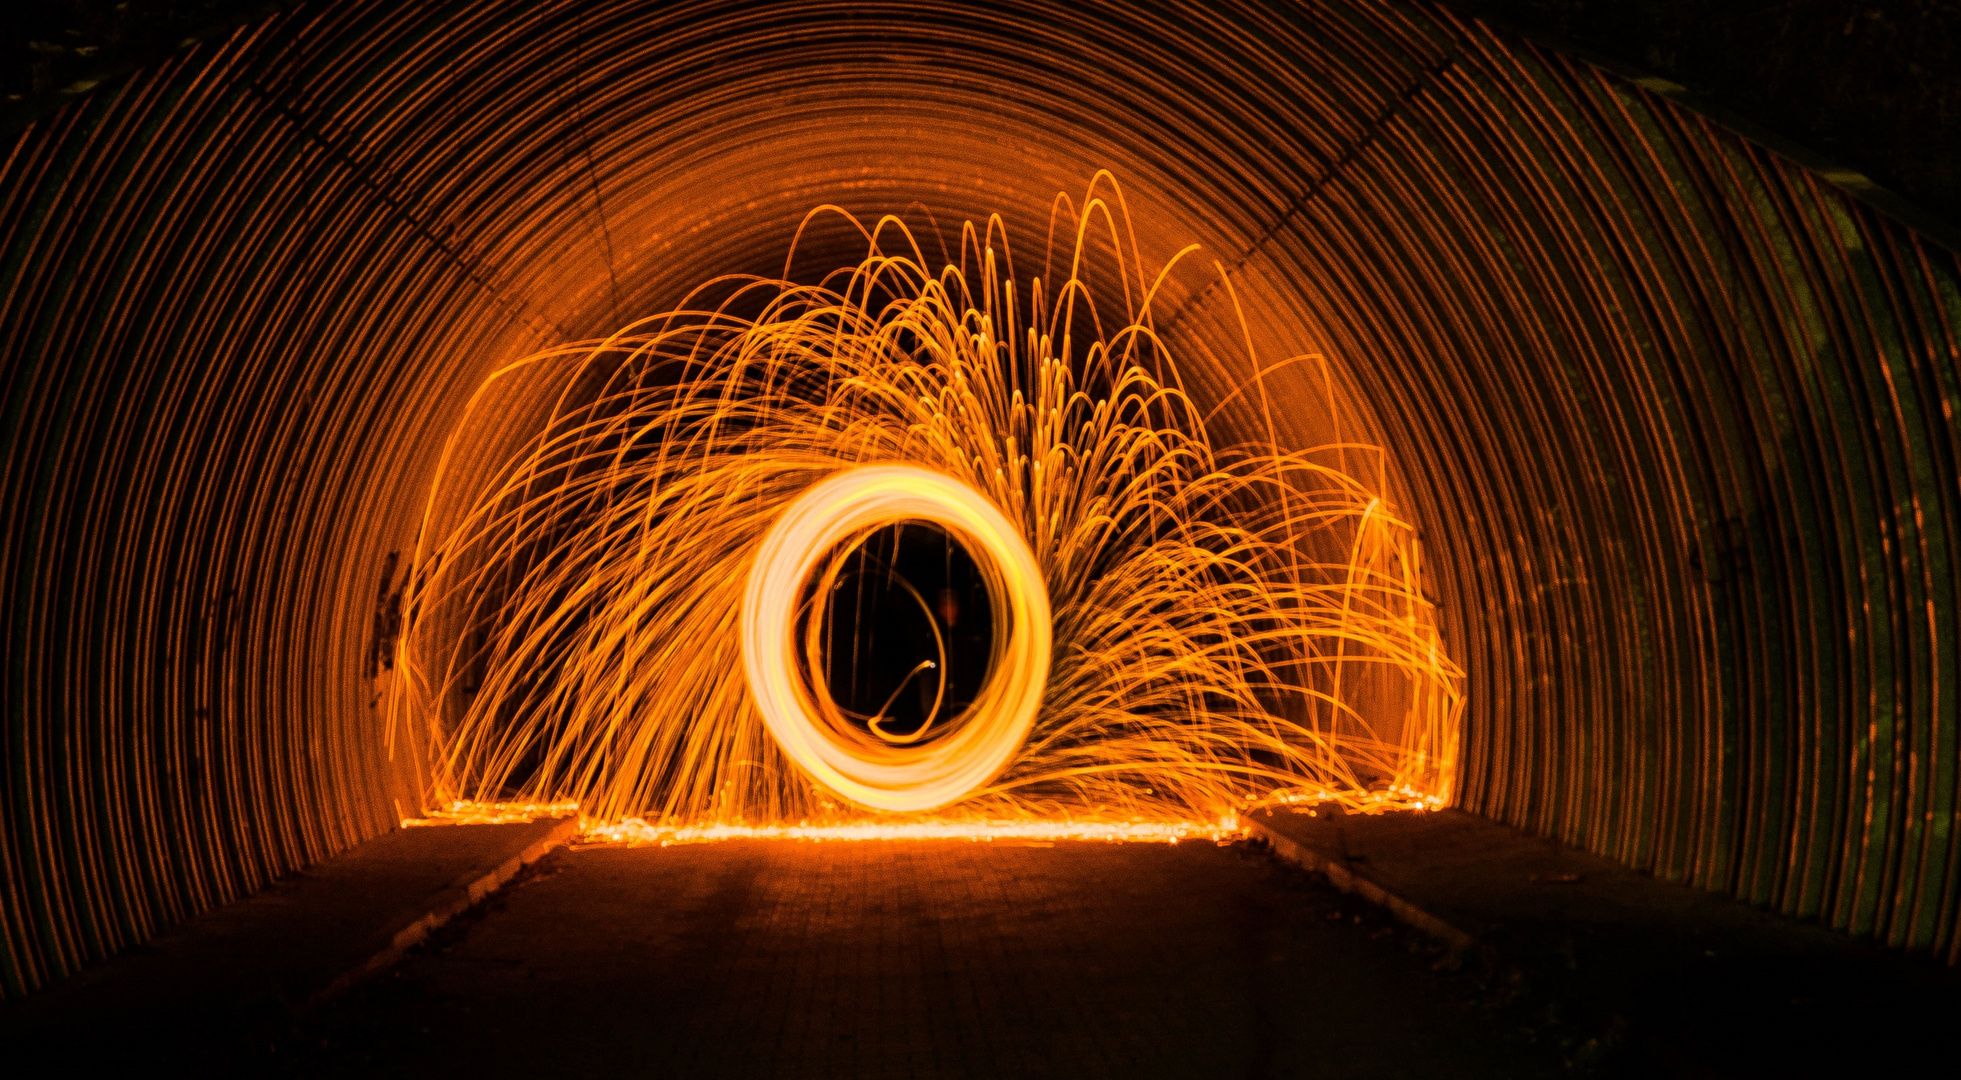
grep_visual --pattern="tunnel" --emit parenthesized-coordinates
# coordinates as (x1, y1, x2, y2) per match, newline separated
(4, 0, 1960, 1072)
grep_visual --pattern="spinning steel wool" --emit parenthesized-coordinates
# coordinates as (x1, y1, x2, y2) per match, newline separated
(392, 188, 1459, 824)
(742, 464, 1053, 813)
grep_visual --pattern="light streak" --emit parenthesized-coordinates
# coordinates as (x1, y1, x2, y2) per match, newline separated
(391, 181, 1462, 828)
(743, 465, 1051, 811)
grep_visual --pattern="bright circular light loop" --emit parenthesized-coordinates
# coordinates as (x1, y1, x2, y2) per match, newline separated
(742, 464, 1051, 812)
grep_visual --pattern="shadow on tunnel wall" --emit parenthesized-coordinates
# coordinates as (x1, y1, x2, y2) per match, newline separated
(5, 0, 1961, 995)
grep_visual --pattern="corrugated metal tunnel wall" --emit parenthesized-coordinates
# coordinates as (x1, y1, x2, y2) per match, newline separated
(5, 0, 1960, 994)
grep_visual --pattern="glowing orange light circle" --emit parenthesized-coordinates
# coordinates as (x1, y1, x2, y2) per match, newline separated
(742, 465, 1051, 812)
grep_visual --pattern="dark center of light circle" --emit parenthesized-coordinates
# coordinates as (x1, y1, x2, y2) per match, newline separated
(812, 521, 996, 743)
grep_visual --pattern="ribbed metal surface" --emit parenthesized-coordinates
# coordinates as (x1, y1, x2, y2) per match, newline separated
(4, 0, 1959, 993)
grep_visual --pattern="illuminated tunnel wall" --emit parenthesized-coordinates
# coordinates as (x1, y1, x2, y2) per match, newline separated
(6, 0, 1961, 994)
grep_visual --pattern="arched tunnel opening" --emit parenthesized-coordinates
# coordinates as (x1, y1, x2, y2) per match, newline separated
(5, 0, 1961, 1073)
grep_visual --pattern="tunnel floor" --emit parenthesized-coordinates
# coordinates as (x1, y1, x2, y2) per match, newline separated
(267, 839, 1572, 1077)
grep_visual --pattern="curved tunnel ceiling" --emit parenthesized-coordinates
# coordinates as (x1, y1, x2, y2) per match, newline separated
(5, 0, 1961, 992)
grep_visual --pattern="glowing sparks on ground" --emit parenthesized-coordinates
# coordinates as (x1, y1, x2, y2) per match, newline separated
(581, 816, 1242, 846)
(401, 800, 583, 826)
(392, 175, 1462, 826)
(402, 801, 1241, 843)
(1250, 786, 1448, 814)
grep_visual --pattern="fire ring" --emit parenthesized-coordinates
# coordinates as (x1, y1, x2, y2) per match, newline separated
(741, 465, 1051, 812)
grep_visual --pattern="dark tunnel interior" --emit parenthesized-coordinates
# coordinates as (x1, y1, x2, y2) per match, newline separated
(5, 1, 1961, 1068)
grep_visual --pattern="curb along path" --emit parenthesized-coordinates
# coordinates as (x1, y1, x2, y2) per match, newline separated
(2, 815, 580, 1067)
(1245, 810, 1481, 957)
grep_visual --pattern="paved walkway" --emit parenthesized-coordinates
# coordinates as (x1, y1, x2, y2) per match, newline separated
(2, 816, 573, 1070)
(272, 839, 1574, 1078)
(1252, 807, 1961, 1075)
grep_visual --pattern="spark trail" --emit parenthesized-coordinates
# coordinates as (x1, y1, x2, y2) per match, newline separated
(391, 180, 1461, 827)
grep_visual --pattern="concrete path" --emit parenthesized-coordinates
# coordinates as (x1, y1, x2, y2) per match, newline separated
(22, 808, 1935, 1075)
(269, 838, 1576, 1078)
(1250, 807, 1961, 1075)
(2, 816, 575, 1069)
